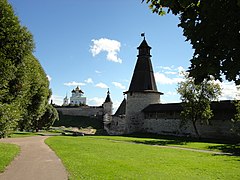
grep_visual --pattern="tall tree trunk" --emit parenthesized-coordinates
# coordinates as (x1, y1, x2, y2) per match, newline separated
(192, 120, 200, 138)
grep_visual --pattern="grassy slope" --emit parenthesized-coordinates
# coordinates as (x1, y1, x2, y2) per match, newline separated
(0, 143, 20, 172)
(46, 136, 240, 180)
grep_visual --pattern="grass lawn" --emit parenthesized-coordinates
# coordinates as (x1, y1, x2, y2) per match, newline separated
(9, 131, 41, 138)
(91, 135, 240, 155)
(0, 143, 20, 173)
(45, 136, 240, 180)
(9, 130, 63, 138)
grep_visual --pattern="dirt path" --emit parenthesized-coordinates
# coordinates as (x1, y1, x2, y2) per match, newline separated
(0, 136, 68, 180)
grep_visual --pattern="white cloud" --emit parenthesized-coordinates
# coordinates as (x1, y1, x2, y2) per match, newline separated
(158, 66, 173, 71)
(90, 38, 122, 63)
(50, 95, 63, 106)
(157, 65, 186, 77)
(88, 97, 104, 106)
(112, 100, 122, 114)
(85, 78, 93, 84)
(165, 71, 177, 75)
(95, 70, 101, 74)
(165, 91, 178, 96)
(112, 82, 126, 90)
(96, 82, 108, 89)
(47, 75, 52, 82)
(64, 81, 86, 87)
(177, 66, 185, 73)
(217, 81, 239, 100)
(154, 72, 183, 85)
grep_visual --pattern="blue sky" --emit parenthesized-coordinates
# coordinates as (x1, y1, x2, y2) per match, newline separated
(9, 0, 239, 111)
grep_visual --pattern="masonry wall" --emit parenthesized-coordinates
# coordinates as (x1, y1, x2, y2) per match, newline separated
(126, 92, 160, 133)
(55, 107, 104, 129)
(104, 115, 126, 135)
(143, 118, 236, 140)
(56, 107, 103, 117)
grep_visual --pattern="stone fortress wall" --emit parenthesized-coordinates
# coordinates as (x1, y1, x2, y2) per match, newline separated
(56, 106, 103, 117)
(143, 117, 235, 139)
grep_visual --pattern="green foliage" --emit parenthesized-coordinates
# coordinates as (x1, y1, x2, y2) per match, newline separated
(143, 0, 240, 84)
(38, 104, 59, 130)
(232, 100, 240, 136)
(0, 0, 34, 137)
(0, 0, 52, 137)
(0, 103, 20, 138)
(46, 136, 240, 179)
(18, 54, 51, 131)
(0, 143, 20, 172)
(177, 74, 221, 137)
(0, 0, 34, 65)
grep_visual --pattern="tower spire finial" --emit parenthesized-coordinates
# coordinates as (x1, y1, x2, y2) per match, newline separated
(141, 32, 145, 40)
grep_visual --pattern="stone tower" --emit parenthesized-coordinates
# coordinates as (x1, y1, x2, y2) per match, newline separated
(124, 37, 163, 133)
(103, 89, 113, 115)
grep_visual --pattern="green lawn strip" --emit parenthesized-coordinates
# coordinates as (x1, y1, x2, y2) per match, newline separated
(91, 136, 240, 154)
(10, 132, 40, 138)
(10, 130, 62, 138)
(46, 136, 240, 180)
(0, 143, 20, 173)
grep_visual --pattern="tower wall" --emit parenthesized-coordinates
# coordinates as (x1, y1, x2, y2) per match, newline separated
(125, 92, 160, 133)
(103, 102, 113, 115)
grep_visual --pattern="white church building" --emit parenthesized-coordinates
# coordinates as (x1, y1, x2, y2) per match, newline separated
(63, 86, 86, 106)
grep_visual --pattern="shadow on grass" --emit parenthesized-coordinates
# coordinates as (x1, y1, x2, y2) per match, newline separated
(123, 133, 240, 156)
(131, 139, 187, 146)
(208, 144, 240, 156)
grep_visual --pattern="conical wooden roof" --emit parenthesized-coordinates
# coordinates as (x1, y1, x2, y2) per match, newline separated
(126, 38, 161, 93)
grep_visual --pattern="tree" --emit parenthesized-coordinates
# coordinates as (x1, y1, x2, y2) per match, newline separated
(18, 54, 51, 132)
(38, 104, 59, 130)
(0, 0, 52, 137)
(0, 0, 34, 137)
(232, 87, 240, 136)
(142, 0, 240, 85)
(177, 74, 221, 137)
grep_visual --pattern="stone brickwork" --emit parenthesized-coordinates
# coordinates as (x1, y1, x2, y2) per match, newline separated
(143, 117, 236, 139)
(125, 92, 160, 133)
(104, 115, 126, 135)
(103, 102, 113, 115)
(56, 107, 103, 117)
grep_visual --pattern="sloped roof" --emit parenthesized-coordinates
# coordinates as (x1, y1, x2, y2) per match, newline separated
(72, 86, 84, 94)
(114, 98, 126, 116)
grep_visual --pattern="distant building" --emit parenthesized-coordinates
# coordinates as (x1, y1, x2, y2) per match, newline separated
(62, 95, 69, 106)
(56, 90, 113, 128)
(62, 86, 86, 106)
(59, 88, 112, 117)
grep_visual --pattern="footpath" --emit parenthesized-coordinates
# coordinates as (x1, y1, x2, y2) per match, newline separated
(0, 136, 68, 180)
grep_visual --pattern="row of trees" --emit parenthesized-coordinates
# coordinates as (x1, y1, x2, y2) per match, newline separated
(0, 0, 58, 138)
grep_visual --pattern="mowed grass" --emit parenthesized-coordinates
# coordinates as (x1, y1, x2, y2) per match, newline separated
(45, 136, 240, 180)
(0, 143, 20, 172)
(91, 135, 240, 155)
